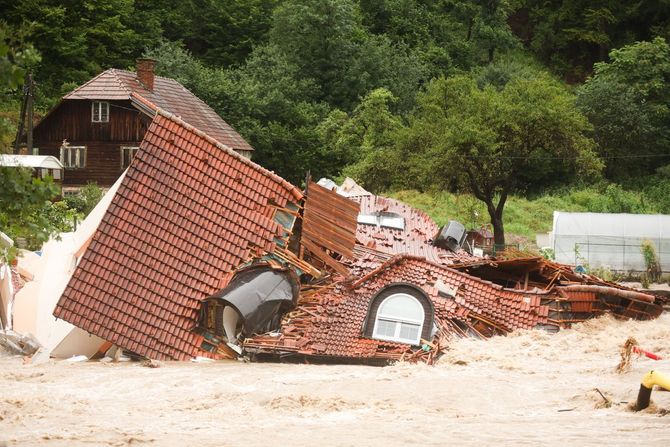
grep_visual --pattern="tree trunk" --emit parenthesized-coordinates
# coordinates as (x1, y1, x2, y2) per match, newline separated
(465, 169, 510, 248)
(485, 199, 505, 246)
(491, 213, 505, 246)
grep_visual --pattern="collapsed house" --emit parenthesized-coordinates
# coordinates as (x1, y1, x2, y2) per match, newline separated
(244, 245, 664, 364)
(25, 107, 664, 364)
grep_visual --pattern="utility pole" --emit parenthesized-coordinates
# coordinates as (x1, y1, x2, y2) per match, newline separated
(13, 72, 34, 154)
(26, 73, 34, 154)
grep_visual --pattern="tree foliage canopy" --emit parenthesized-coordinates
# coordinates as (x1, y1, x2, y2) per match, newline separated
(346, 71, 601, 244)
(3, 0, 670, 245)
(577, 37, 670, 180)
(413, 74, 600, 243)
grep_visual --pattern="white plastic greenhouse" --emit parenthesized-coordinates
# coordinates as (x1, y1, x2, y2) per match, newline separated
(552, 211, 670, 273)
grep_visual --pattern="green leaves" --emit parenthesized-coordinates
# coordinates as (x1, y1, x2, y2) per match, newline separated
(0, 167, 71, 252)
(577, 38, 670, 180)
(384, 68, 600, 243)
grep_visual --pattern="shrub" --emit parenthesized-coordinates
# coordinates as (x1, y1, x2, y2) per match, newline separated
(641, 239, 661, 282)
(64, 182, 103, 216)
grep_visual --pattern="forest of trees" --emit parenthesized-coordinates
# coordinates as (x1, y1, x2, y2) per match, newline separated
(2, 0, 670, 245)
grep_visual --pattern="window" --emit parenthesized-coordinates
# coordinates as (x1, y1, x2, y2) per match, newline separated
(372, 293, 424, 344)
(60, 145, 86, 169)
(120, 146, 140, 169)
(91, 101, 109, 123)
(357, 212, 405, 230)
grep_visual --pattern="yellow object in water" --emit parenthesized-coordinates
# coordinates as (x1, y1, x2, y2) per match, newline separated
(641, 370, 670, 390)
(636, 370, 670, 410)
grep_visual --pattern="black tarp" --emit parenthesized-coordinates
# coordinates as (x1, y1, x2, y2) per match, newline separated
(204, 265, 299, 337)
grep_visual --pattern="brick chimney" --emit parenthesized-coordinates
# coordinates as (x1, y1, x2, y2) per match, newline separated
(136, 58, 157, 91)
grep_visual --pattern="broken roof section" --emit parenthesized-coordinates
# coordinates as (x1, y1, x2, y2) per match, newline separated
(245, 251, 665, 363)
(53, 110, 302, 361)
(244, 255, 553, 362)
(351, 194, 477, 267)
(301, 181, 359, 276)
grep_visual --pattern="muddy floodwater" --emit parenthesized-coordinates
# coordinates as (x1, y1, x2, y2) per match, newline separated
(2, 314, 670, 446)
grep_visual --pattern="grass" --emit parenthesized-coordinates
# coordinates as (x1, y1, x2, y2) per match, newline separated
(388, 180, 670, 245)
(387, 189, 594, 246)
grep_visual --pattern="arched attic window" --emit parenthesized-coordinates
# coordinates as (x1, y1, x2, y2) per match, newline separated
(363, 284, 434, 345)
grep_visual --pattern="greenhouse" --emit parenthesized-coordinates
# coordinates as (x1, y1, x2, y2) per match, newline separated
(552, 211, 670, 273)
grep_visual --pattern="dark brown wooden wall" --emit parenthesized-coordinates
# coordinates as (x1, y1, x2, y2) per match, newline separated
(35, 100, 148, 142)
(34, 99, 150, 186)
(40, 141, 137, 186)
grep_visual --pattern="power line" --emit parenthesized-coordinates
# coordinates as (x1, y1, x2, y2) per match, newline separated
(458, 153, 670, 160)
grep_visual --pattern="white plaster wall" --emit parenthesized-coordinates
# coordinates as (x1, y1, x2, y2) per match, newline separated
(10, 172, 126, 356)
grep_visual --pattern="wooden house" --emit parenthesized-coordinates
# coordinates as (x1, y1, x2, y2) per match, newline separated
(34, 59, 253, 188)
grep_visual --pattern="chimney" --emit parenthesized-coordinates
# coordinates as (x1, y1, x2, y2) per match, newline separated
(136, 58, 157, 91)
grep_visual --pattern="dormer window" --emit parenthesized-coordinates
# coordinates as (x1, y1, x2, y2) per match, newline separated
(362, 284, 434, 346)
(373, 293, 424, 344)
(357, 212, 405, 230)
(92, 101, 109, 123)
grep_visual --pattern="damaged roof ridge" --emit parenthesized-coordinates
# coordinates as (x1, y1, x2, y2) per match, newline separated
(149, 107, 303, 202)
(348, 253, 507, 291)
(354, 194, 437, 224)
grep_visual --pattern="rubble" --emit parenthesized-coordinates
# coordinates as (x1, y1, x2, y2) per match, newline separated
(0, 330, 41, 356)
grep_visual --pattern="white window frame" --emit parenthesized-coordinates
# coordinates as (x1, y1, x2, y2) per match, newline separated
(372, 293, 424, 345)
(91, 101, 109, 123)
(120, 146, 140, 169)
(60, 145, 87, 169)
(357, 212, 405, 230)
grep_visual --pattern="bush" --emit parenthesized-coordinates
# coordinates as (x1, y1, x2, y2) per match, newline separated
(539, 247, 555, 260)
(64, 183, 103, 216)
(641, 272, 651, 289)
(641, 240, 661, 282)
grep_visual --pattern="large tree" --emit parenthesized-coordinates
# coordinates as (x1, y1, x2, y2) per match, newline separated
(516, 0, 670, 81)
(270, 0, 425, 112)
(400, 74, 602, 245)
(135, 0, 277, 68)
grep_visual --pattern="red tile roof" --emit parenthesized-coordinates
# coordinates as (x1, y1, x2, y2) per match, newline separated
(244, 255, 552, 361)
(53, 110, 302, 360)
(62, 69, 253, 153)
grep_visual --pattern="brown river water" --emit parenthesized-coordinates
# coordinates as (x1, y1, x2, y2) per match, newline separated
(1, 313, 669, 446)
